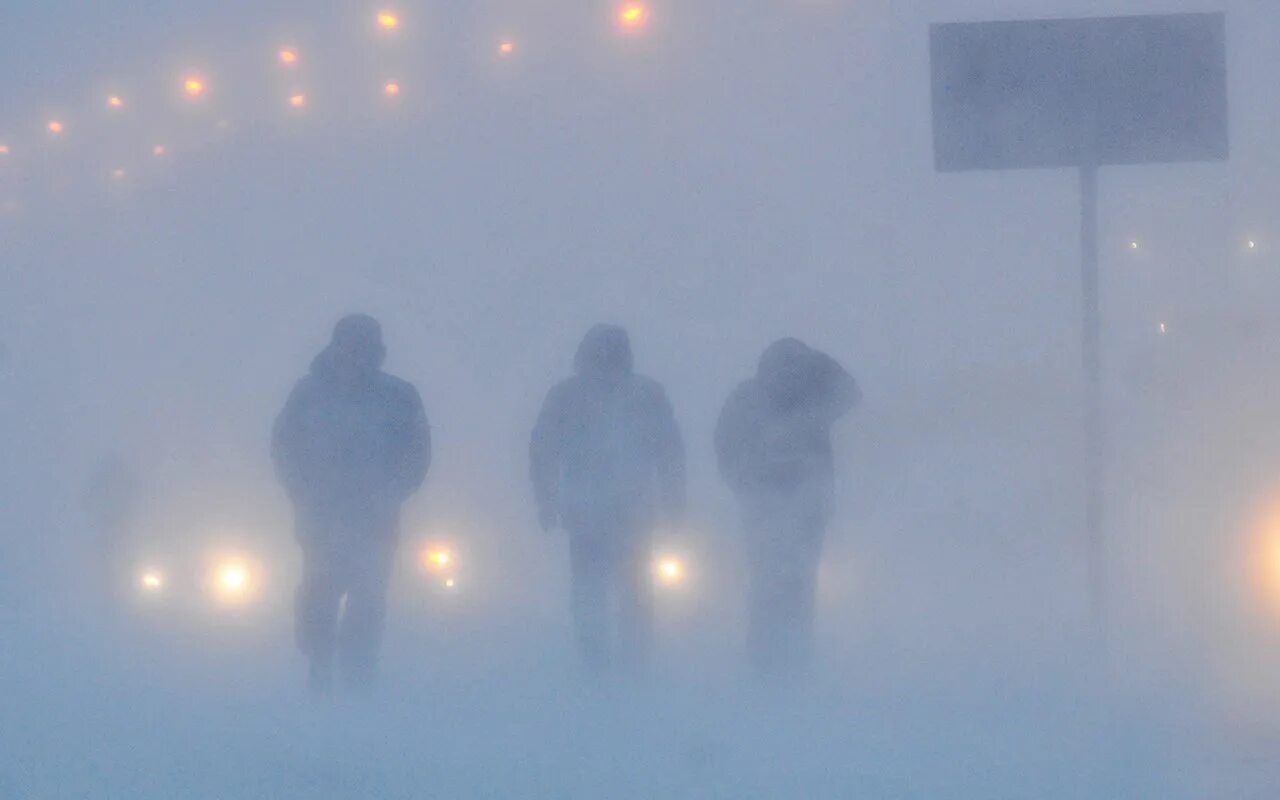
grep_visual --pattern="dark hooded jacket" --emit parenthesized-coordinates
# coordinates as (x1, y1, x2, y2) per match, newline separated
(530, 325, 685, 531)
(714, 339, 860, 509)
(272, 337, 431, 531)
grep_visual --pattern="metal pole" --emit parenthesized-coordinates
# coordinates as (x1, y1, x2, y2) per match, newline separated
(1080, 163, 1105, 630)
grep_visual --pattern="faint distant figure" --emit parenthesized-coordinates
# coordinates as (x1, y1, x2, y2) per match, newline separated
(715, 339, 860, 674)
(530, 325, 686, 670)
(272, 314, 431, 693)
(80, 451, 140, 604)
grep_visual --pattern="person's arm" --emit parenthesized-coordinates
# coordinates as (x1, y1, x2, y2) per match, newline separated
(529, 385, 567, 529)
(271, 380, 310, 503)
(811, 351, 861, 422)
(392, 384, 432, 501)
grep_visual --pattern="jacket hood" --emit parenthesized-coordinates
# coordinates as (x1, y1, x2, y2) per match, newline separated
(574, 324, 633, 377)
(757, 337, 817, 409)
(311, 313, 386, 380)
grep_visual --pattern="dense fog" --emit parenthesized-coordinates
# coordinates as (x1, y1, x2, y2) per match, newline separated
(3, 0, 1280, 796)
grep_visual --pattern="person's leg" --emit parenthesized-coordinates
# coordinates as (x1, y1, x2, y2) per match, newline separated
(746, 537, 786, 673)
(744, 495, 823, 676)
(786, 519, 826, 674)
(743, 494, 786, 672)
(569, 532, 613, 670)
(337, 533, 397, 689)
(615, 531, 654, 670)
(295, 540, 343, 694)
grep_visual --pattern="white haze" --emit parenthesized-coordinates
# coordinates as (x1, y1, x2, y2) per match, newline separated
(2, 0, 1280, 796)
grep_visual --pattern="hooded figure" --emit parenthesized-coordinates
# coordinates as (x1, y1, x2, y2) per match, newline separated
(272, 314, 431, 692)
(530, 325, 685, 669)
(715, 338, 860, 673)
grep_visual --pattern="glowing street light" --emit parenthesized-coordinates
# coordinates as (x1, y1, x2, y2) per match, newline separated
(445, 578, 457, 589)
(183, 76, 207, 98)
(618, 3, 648, 30)
(1158, 322, 1167, 335)
(107, 95, 124, 109)
(499, 40, 515, 56)
(383, 80, 401, 98)
(111, 168, 126, 179)
(1128, 240, 1140, 251)
(0, 144, 9, 155)
(289, 93, 307, 108)
(377, 11, 401, 31)
(152, 144, 166, 157)
(47, 120, 64, 135)
(278, 47, 298, 66)
(1247, 239, 1258, 250)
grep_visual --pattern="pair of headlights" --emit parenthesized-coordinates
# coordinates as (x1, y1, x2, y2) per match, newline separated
(136, 561, 254, 603)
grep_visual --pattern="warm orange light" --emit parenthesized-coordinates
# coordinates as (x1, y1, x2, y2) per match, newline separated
(47, 120, 64, 135)
(499, 40, 515, 55)
(289, 93, 307, 108)
(108, 95, 124, 109)
(139, 570, 164, 592)
(152, 144, 166, 157)
(655, 556, 684, 585)
(383, 80, 401, 97)
(183, 76, 206, 98)
(279, 48, 298, 65)
(0, 144, 9, 155)
(421, 547, 453, 572)
(619, 3, 648, 29)
(377, 11, 400, 30)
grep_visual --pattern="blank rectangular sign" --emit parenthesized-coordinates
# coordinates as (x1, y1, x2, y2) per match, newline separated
(931, 13, 1228, 171)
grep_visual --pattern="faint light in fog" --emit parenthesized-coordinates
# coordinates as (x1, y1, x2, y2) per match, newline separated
(377, 11, 401, 31)
(1128, 241, 1140, 251)
(47, 120, 64, 135)
(0, 144, 9, 155)
(619, 3, 648, 29)
(183, 76, 206, 98)
(152, 144, 166, 157)
(421, 546, 453, 572)
(445, 578, 456, 589)
(220, 565, 247, 591)
(655, 557, 684, 585)
(289, 93, 307, 108)
(383, 80, 401, 98)
(139, 570, 164, 593)
(499, 40, 515, 56)
(1158, 322, 1167, 335)
(111, 168, 126, 179)
(279, 47, 298, 65)
(212, 562, 253, 603)
(1247, 240, 1257, 250)
(107, 95, 124, 109)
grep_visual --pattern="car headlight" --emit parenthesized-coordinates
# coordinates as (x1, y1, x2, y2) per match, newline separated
(209, 559, 256, 604)
(138, 568, 165, 594)
(654, 556, 685, 586)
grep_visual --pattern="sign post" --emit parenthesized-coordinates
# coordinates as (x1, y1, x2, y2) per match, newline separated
(930, 13, 1228, 627)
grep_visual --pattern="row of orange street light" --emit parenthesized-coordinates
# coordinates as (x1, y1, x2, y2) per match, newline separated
(0, 5, 651, 158)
